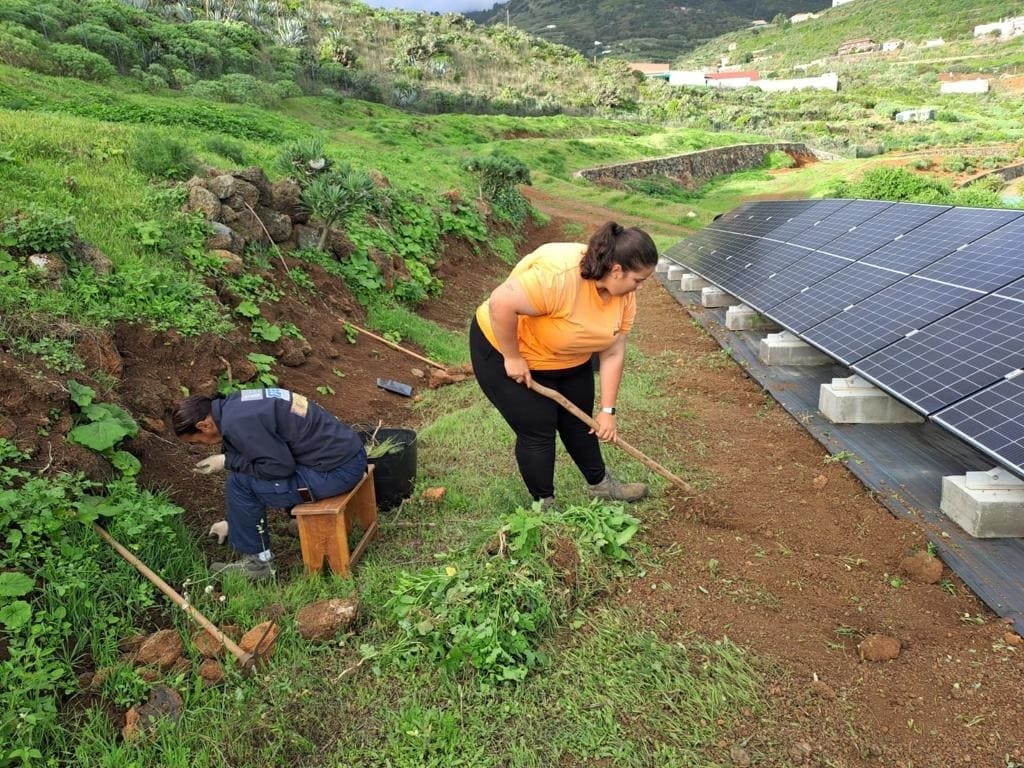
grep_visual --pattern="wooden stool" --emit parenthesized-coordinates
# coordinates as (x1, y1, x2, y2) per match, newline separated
(292, 465, 378, 577)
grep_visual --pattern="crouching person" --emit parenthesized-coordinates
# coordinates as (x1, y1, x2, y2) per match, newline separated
(171, 388, 367, 581)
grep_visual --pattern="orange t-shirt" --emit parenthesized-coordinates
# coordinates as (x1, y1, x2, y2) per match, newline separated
(475, 242, 636, 370)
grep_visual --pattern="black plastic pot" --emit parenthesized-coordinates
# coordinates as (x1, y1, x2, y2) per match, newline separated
(361, 427, 417, 511)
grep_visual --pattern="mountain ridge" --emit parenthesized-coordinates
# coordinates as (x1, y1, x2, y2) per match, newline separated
(465, 0, 829, 61)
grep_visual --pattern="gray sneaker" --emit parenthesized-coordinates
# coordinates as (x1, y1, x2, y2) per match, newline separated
(587, 473, 648, 502)
(210, 554, 275, 582)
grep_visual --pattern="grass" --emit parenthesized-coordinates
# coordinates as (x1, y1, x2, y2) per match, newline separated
(21, 302, 764, 766)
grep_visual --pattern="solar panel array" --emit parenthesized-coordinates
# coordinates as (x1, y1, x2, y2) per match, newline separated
(663, 199, 1024, 477)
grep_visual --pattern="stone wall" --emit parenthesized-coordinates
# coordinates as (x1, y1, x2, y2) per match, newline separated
(961, 161, 1024, 188)
(575, 143, 822, 189)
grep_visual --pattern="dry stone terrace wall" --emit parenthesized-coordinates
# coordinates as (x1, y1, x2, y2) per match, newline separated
(576, 143, 822, 189)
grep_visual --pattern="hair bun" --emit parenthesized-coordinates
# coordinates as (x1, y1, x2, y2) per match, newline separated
(610, 222, 623, 236)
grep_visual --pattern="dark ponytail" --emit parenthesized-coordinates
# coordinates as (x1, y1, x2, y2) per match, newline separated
(580, 221, 658, 280)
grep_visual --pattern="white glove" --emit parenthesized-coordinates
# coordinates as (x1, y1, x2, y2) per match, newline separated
(194, 454, 226, 474)
(208, 520, 229, 545)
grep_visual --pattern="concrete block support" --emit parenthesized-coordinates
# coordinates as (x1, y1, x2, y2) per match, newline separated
(758, 331, 831, 366)
(701, 286, 742, 308)
(941, 468, 1024, 538)
(655, 258, 672, 274)
(666, 265, 686, 282)
(680, 273, 711, 292)
(725, 304, 783, 332)
(819, 375, 924, 424)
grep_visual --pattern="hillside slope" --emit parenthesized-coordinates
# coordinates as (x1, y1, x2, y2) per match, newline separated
(681, 0, 1024, 67)
(466, 0, 828, 60)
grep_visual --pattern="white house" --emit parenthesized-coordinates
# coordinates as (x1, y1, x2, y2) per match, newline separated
(940, 79, 989, 94)
(973, 16, 1024, 39)
(790, 12, 819, 23)
(667, 70, 838, 93)
(832, 0, 856, 6)
(668, 70, 710, 86)
(922, 38, 945, 48)
(882, 39, 903, 52)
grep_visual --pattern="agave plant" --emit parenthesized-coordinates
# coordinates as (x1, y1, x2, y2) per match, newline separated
(301, 166, 376, 251)
(274, 17, 308, 47)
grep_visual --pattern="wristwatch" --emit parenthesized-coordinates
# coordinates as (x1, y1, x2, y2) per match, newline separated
(600, 406, 616, 415)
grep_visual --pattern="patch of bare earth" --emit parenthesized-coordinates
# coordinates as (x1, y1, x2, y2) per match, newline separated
(523, 188, 1023, 767)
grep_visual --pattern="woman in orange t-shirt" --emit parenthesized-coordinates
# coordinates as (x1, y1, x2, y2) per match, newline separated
(470, 221, 658, 508)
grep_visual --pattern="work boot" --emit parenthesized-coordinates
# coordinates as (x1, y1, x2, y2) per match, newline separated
(210, 554, 275, 582)
(587, 473, 648, 502)
(538, 496, 559, 513)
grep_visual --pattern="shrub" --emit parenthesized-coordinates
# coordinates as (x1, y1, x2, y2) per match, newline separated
(301, 165, 377, 250)
(129, 129, 199, 181)
(0, 21, 47, 71)
(62, 22, 140, 72)
(462, 152, 532, 222)
(1, 206, 76, 256)
(205, 136, 248, 165)
(46, 42, 116, 81)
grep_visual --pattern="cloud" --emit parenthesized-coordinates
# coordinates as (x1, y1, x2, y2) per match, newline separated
(363, 1, 494, 12)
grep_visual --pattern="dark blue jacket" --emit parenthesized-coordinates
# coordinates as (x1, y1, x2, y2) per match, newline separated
(210, 389, 363, 479)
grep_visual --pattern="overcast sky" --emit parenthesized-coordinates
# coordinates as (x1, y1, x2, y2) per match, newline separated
(364, 1, 495, 12)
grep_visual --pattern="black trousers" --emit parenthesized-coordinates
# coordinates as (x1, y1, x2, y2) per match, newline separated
(470, 318, 605, 499)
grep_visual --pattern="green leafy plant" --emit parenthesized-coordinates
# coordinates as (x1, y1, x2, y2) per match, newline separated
(315, 384, 335, 396)
(66, 380, 139, 473)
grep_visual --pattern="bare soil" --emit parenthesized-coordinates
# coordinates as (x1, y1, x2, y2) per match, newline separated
(526, 193, 1024, 768)
(4, 194, 1022, 767)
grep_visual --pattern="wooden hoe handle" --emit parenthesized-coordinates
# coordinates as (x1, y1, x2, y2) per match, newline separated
(93, 524, 256, 670)
(527, 381, 694, 494)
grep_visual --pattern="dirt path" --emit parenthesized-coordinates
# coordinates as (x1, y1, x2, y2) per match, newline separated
(525, 194, 1024, 767)
(522, 186, 695, 239)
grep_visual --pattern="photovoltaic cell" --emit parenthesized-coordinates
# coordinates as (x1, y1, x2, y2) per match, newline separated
(934, 376, 1024, 471)
(916, 216, 1024, 290)
(803, 277, 983, 365)
(786, 199, 894, 250)
(993, 280, 1024, 302)
(724, 243, 816, 303)
(760, 199, 852, 242)
(767, 261, 896, 331)
(687, 231, 770, 286)
(854, 287, 1024, 414)
(662, 230, 718, 272)
(756, 252, 858, 329)
(859, 207, 1022, 273)
(710, 200, 818, 237)
(820, 203, 949, 260)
